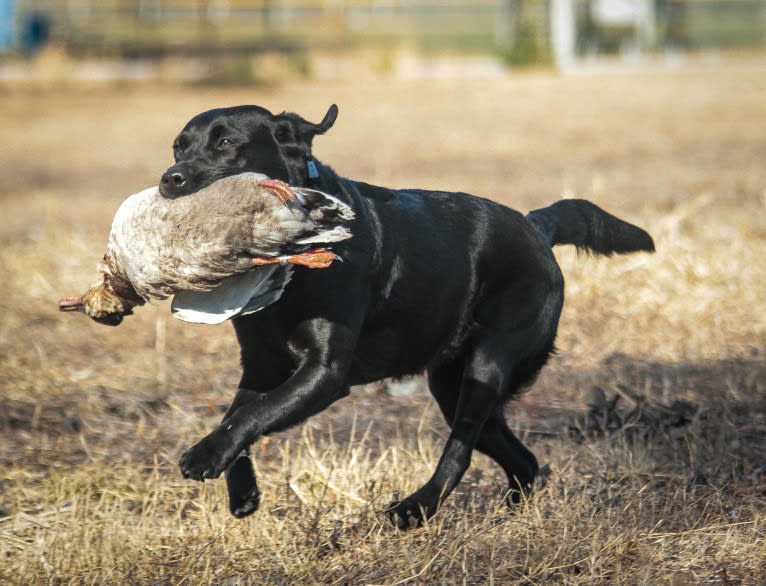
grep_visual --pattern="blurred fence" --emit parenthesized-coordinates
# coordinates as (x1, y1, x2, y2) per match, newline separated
(6, 1, 504, 57)
(3, 1, 766, 63)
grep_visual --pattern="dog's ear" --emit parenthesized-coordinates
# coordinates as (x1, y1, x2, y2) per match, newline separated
(274, 105, 338, 185)
(279, 104, 339, 145)
(313, 104, 339, 135)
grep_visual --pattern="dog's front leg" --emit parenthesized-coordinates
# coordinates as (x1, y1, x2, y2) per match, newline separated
(221, 388, 269, 518)
(219, 386, 307, 518)
(179, 367, 349, 481)
(179, 320, 359, 484)
(225, 450, 259, 517)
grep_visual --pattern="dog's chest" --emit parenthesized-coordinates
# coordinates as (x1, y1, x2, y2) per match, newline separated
(348, 314, 477, 385)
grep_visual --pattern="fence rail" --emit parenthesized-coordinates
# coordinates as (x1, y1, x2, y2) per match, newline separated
(6, 1, 766, 60)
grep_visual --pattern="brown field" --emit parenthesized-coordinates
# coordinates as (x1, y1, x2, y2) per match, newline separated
(1, 67, 765, 584)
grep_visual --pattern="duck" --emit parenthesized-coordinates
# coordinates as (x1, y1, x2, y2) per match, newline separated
(59, 172, 354, 325)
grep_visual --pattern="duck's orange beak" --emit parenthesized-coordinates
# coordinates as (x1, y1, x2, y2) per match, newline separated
(58, 296, 85, 312)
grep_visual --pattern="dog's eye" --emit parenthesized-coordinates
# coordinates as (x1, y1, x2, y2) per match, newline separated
(173, 140, 187, 155)
(217, 137, 233, 150)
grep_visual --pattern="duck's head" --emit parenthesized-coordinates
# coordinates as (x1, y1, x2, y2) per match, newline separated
(59, 279, 133, 326)
(59, 259, 144, 327)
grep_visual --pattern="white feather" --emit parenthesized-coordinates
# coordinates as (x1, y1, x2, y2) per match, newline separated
(171, 265, 293, 324)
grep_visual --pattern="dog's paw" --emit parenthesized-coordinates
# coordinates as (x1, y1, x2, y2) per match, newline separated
(226, 454, 261, 518)
(385, 498, 435, 530)
(179, 431, 239, 481)
(231, 486, 261, 518)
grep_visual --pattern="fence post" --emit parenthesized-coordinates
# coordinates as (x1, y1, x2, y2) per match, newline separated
(551, 0, 575, 70)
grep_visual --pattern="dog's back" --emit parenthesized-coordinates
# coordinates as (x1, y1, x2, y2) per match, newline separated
(318, 177, 565, 383)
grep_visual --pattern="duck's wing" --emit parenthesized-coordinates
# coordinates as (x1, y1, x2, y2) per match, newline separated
(170, 265, 293, 324)
(238, 265, 294, 316)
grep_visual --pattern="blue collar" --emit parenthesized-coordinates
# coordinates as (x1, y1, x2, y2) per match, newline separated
(306, 158, 320, 182)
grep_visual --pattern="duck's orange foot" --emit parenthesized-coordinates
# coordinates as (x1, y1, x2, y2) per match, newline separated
(258, 178, 298, 207)
(252, 248, 338, 269)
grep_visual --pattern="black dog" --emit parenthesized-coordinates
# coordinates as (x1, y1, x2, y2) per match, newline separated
(160, 104, 654, 528)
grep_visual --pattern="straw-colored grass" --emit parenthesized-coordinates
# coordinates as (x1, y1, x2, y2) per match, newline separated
(1, 67, 765, 584)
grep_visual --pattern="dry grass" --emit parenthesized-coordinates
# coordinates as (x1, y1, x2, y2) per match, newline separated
(1, 66, 765, 584)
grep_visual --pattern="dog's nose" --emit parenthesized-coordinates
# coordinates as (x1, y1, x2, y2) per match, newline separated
(160, 168, 188, 198)
(164, 172, 186, 187)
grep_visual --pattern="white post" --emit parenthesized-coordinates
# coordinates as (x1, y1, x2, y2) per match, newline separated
(640, 0, 656, 52)
(550, 0, 576, 71)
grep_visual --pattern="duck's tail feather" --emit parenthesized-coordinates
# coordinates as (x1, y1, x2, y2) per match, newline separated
(293, 187, 355, 245)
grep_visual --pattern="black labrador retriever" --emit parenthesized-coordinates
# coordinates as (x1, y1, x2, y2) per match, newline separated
(160, 104, 654, 528)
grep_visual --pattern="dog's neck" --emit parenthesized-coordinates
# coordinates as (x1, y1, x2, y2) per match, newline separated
(305, 156, 330, 191)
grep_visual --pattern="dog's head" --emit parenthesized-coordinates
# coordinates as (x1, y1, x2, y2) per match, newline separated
(159, 104, 338, 199)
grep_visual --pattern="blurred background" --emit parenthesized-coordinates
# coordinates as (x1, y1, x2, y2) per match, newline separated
(1, 0, 765, 81)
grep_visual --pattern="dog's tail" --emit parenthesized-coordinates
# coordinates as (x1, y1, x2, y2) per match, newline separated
(526, 199, 655, 256)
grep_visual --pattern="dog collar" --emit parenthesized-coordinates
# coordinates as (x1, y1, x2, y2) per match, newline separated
(306, 157, 320, 181)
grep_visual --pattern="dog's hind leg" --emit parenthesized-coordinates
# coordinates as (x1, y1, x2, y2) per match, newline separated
(477, 410, 538, 505)
(386, 344, 506, 529)
(427, 360, 538, 504)
(387, 284, 559, 529)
